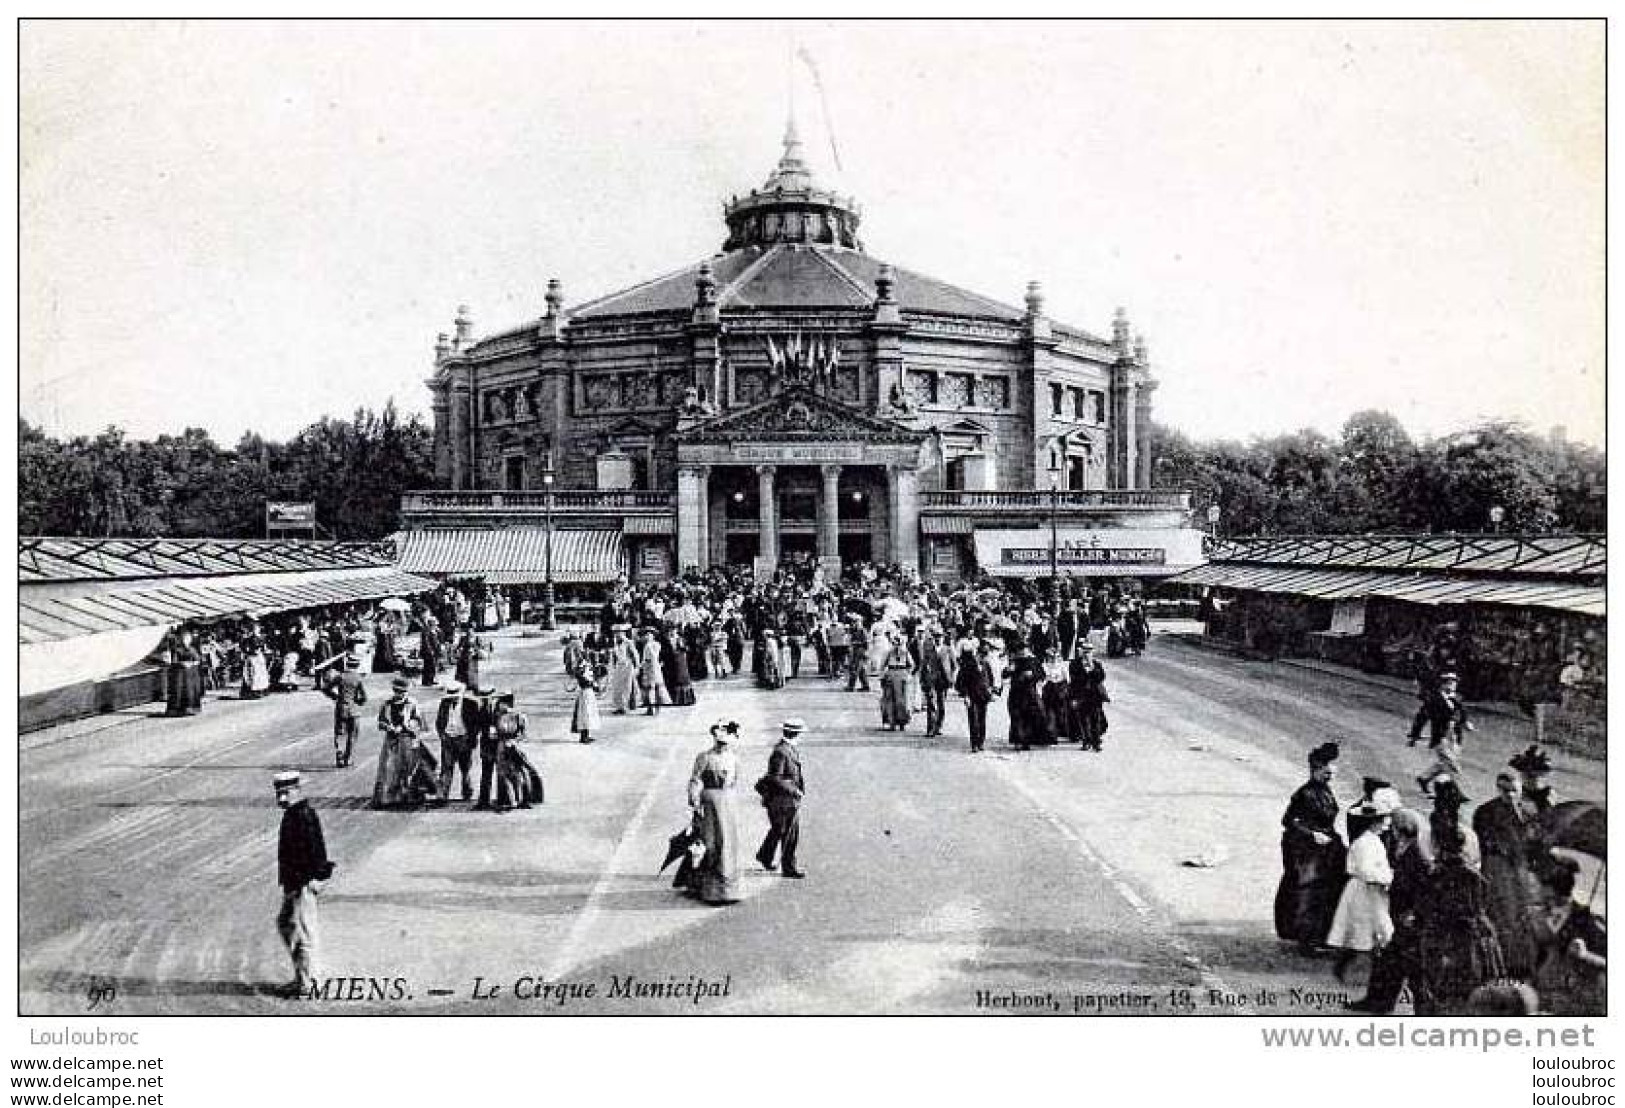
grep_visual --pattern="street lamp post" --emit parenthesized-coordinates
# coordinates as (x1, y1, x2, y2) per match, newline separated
(1207, 503, 1222, 540)
(1489, 505, 1505, 534)
(542, 456, 557, 630)
(1049, 455, 1062, 597)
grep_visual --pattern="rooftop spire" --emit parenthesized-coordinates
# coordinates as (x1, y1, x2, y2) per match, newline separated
(764, 114, 813, 192)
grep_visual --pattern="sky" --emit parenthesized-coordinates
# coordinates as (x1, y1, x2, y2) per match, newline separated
(19, 20, 1604, 448)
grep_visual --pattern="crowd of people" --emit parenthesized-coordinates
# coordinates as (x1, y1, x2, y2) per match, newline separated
(233, 564, 1602, 1016)
(555, 565, 1149, 753)
(1276, 741, 1604, 1016)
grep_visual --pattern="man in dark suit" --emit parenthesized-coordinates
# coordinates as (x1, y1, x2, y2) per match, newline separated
(954, 641, 999, 753)
(917, 628, 954, 738)
(755, 718, 806, 879)
(323, 653, 367, 768)
(274, 771, 333, 998)
(435, 681, 481, 802)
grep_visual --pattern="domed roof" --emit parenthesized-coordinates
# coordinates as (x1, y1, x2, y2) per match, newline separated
(568, 243, 1028, 322)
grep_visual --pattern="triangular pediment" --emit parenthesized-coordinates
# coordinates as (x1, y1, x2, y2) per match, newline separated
(674, 385, 924, 444)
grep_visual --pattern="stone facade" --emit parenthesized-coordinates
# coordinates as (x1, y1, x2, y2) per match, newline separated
(422, 123, 1165, 580)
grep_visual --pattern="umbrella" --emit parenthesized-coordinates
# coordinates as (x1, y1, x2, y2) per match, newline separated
(660, 824, 699, 873)
(378, 598, 411, 613)
(1542, 800, 1606, 861)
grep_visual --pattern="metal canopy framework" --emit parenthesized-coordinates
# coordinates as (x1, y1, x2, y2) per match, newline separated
(19, 567, 437, 645)
(1203, 534, 1605, 580)
(1176, 533, 1605, 617)
(19, 537, 395, 583)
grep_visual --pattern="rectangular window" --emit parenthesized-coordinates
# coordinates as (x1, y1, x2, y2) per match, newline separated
(906, 370, 938, 406)
(1072, 387, 1086, 419)
(504, 456, 525, 491)
(980, 377, 1010, 409)
(1092, 390, 1106, 424)
(1050, 382, 1064, 417)
(1067, 456, 1086, 490)
(942, 373, 974, 406)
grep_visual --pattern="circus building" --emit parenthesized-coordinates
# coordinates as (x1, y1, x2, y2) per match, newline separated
(402, 123, 1203, 589)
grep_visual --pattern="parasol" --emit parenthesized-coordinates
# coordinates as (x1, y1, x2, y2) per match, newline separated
(378, 598, 412, 613)
(660, 824, 699, 873)
(1542, 800, 1606, 861)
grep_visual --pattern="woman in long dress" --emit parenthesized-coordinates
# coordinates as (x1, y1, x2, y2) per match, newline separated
(372, 678, 423, 808)
(1327, 789, 1399, 983)
(1415, 825, 1504, 1014)
(758, 631, 784, 690)
(569, 670, 602, 744)
(664, 629, 696, 706)
(1274, 741, 1347, 951)
(866, 620, 892, 679)
(165, 630, 204, 715)
(1040, 648, 1071, 740)
(687, 724, 742, 905)
(241, 638, 272, 699)
(879, 632, 914, 731)
(1003, 646, 1050, 750)
(607, 628, 637, 713)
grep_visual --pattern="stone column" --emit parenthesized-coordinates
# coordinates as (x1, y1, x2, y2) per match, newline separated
(887, 465, 921, 573)
(755, 464, 778, 575)
(818, 463, 842, 581)
(676, 465, 707, 572)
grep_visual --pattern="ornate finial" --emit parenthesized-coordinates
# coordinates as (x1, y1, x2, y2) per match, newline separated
(454, 304, 473, 349)
(1112, 307, 1131, 354)
(873, 263, 901, 325)
(1133, 332, 1149, 365)
(1025, 281, 1045, 318)
(695, 262, 717, 307)
(434, 333, 451, 361)
(544, 279, 563, 317)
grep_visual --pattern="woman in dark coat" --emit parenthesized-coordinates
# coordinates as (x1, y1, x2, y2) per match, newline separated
(1274, 741, 1347, 952)
(165, 630, 204, 716)
(724, 612, 746, 676)
(1003, 646, 1051, 751)
(663, 629, 696, 707)
(1068, 642, 1110, 751)
(685, 622, 709, 681)
(1414, 825, 1503, 1014)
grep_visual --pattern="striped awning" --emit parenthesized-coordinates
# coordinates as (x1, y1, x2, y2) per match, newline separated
(1172, 564, 1605, 618)
(921, 516, 975, 535)
(394, 528, 624, 584)
(18, 566, 437, 645)
(621, 516, 675, 535)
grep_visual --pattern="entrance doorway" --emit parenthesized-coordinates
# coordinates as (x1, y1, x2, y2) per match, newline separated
(838, 534, 872, 564)
(781, 533, 817, 558)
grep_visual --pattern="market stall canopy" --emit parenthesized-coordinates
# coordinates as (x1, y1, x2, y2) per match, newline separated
(972, 527, 1206, 579)
(1173, 533, 1605, 617)
(393, 528, 624, 585)
(18, 537, 437, 696)
(20, 565, 437, 646)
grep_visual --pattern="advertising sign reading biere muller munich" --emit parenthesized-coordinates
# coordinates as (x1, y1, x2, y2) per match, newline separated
(1002, 543, 1167, 567)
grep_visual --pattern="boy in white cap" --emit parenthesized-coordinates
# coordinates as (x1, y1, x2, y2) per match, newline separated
(273, 771, 333, 998)
(755, 718, 806, 879)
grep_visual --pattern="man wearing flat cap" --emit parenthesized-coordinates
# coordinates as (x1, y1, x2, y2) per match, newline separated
(755, 719, 806, 879)
(273, 771, 333, 998)
(323, 652, 367, 768)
